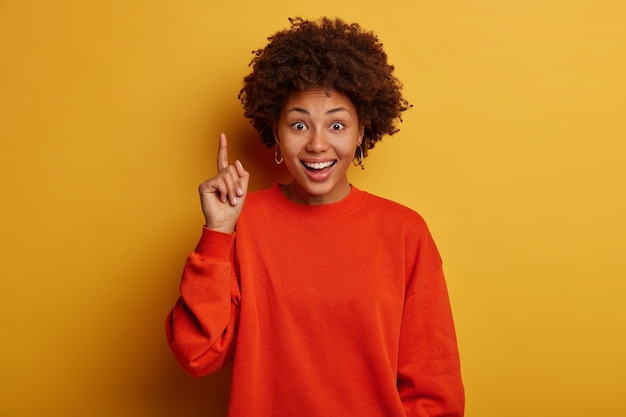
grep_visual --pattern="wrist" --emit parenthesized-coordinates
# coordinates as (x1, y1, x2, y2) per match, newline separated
(204, 220, 235, 234)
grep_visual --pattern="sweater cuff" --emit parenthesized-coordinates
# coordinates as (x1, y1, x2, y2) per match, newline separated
(194, 227, 236, 260)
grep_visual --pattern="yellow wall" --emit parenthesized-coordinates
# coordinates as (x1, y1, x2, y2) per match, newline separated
(1, 1, 625, 416)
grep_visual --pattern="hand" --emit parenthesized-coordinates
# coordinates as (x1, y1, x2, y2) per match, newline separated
(198, 133, 250, 233)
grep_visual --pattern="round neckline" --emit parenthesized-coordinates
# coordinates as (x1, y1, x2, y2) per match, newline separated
(267, 183, 366, 219)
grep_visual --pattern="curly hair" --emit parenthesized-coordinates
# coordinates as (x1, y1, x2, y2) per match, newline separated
(238, 17, 410, 158)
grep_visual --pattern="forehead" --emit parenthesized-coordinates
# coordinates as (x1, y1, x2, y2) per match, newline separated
(281, 88, 356, 114)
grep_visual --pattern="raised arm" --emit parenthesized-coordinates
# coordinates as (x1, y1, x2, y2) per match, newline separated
(166, 133, 249, 377)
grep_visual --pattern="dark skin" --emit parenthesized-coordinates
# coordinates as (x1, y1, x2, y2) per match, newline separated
(199, 87, 364, 231)
(198, 133, 249, 234)
(201, 17, 408, 233)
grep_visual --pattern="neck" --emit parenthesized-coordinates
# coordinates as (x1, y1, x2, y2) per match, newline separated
(280, 181, 352, 205)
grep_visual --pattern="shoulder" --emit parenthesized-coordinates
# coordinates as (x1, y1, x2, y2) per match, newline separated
(239, 185, 281, 220)
(244, 187, 274, 205)
(360, 190, 428, 228)
(358, 189, 437, 252)
(243, 184, 281, 206)
(358, 190, 443, 276)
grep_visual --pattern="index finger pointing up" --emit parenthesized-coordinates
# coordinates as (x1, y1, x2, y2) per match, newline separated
(217, 133, 229, 171)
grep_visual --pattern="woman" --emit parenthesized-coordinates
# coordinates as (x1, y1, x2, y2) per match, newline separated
(166, 17, 464, 417)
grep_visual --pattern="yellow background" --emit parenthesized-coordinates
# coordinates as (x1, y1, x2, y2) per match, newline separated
(1, 0, 625, 416)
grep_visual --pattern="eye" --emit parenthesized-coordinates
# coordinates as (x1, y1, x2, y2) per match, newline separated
(291, 122, 307, 131)
(330, 122, 345, 131)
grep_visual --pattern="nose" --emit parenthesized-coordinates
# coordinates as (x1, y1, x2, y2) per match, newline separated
(306, 128, 329, 153)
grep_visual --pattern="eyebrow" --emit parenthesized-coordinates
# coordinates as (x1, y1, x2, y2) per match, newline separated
(285, 107, 351, 116)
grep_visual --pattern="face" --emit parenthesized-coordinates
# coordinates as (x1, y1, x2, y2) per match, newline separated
(274, 88, 364, 205)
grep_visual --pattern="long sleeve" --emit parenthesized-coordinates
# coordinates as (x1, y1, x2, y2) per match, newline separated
(397, 266, 465, 416)
(165, 185, 465, 416)
(165, 227, 241, 377)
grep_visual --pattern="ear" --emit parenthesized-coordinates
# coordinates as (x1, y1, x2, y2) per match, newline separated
(273, 126, 280, 144)
(356, 125, 365, 146)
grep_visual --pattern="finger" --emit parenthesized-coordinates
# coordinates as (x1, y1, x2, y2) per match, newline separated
(217, 133, 229, 172)
(234, 160, 249, 196)
(200, 178, 228, 203)
(220, 166, 242, 205)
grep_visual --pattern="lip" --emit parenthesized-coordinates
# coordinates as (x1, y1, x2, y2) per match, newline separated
(300, 159, 336, 182)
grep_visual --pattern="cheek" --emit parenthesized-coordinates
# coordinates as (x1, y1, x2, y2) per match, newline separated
(279, 141, 300, 159)
(339, 139, 360, 156)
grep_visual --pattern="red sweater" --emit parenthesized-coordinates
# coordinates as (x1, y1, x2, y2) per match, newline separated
(166, 184, 464, 416)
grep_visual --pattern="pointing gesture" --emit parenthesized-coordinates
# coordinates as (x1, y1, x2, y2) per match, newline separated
(198, 133, 250, 234)
(217, 131, 230, 172)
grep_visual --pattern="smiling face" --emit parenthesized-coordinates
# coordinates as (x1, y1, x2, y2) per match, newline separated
(274, 88, 364, 205)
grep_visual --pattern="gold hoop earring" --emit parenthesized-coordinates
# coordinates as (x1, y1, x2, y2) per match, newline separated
(352, 145, 364, 169)
(274, 142, 284, 164)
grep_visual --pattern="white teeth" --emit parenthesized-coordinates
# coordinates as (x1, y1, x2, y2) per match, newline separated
(305, 161, 335, 170)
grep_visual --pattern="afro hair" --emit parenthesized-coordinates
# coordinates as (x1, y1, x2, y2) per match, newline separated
(238, 17, 410, 158)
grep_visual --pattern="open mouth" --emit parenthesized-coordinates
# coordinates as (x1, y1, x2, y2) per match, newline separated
(302, 160, 337, 171)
